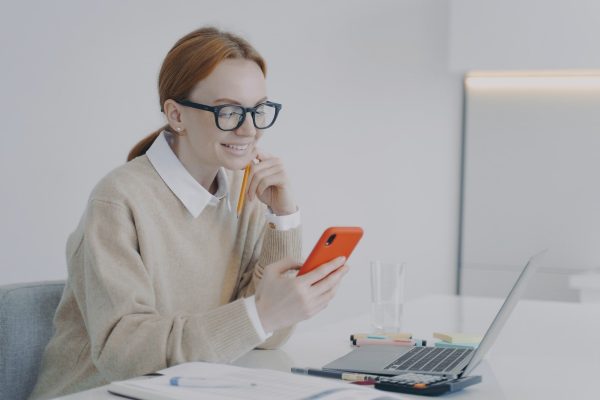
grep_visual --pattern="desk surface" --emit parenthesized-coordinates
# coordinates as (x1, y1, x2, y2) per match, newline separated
(55, 295, 600, 400)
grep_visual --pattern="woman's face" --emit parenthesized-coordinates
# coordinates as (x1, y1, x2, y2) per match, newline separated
(175, 58, 267, 172)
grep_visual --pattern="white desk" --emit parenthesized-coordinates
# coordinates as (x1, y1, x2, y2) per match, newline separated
(56, 295, 600, 399)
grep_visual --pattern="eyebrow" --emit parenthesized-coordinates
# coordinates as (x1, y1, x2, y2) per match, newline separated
(213, 97, 268, 106)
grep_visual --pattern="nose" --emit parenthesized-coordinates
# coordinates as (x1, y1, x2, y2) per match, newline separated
(235, 112, 257, 137)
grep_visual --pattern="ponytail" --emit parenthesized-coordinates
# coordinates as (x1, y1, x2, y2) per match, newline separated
(127, 125, 169, 162)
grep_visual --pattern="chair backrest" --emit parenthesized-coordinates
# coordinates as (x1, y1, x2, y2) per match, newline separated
(0, 281, 65, 400)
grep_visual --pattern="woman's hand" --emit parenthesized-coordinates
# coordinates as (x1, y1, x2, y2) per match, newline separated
(254, 257, 349, 333)
(246, 150, 296, 215)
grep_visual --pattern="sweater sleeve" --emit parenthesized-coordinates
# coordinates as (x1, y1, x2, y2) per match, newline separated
(69, 199, 266, 382)
(234, 209, 303, 350)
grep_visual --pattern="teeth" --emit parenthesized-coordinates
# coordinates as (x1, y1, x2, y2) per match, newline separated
(223, 144, 249, 151)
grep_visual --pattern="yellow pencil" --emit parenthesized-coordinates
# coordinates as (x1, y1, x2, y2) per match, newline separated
(237, 164, 251, 218)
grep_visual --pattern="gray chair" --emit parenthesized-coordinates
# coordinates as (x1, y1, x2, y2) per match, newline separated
(0, 281, 65, 400)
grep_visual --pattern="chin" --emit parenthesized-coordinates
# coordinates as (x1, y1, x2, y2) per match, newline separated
(226, 160, 248, 171)
(218, 156, 250, 171)
(218, 149, 255, 170)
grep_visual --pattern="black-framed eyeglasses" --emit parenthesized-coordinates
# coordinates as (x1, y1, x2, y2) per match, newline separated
(174, 99, 282, 131)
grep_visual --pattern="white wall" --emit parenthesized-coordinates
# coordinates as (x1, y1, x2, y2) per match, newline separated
(0, 0, 463, 327)
(460, 75, 600, 302)
(450, 0, 600, 302)
(450, 0, 600, 71)
(5, 0, 600, 325)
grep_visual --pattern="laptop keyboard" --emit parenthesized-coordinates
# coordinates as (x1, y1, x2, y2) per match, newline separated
(384, 347, 473, 373)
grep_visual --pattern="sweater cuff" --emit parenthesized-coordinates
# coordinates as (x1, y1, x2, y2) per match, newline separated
(184, 299, 263, 363)
(256, 225, 302, 270)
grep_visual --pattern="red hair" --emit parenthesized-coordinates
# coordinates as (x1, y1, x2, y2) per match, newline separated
(127, 27, 267, 162)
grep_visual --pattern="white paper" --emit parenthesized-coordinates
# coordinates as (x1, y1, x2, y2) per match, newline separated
(108, 362, 405, 400)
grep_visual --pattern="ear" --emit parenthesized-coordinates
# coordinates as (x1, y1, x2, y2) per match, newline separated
(163, 99, 185, 131)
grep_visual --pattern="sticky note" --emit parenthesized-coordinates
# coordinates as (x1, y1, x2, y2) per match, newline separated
(433, 332, 482, 344)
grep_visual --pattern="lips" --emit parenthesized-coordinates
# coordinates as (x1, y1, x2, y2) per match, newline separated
(221, 143, 249, 151)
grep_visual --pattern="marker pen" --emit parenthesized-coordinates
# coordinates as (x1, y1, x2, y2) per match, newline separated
(351, 338, 427, 346)
(169, 376, 256, 389)
(350, 333, 412, 341)
(352, 338, 414, 346)
(291, 367, 379, 382)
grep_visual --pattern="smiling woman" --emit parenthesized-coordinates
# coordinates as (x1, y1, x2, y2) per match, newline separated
(28, 27, 350, 399)
(127, 27, 267, 162)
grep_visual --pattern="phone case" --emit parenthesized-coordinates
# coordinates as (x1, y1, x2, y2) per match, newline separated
(298, 227, 364, 276)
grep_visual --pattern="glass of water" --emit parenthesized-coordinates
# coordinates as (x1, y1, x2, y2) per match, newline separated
(370, 261, 406, 333)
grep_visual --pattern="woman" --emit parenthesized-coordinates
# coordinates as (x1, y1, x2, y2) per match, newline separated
(29, 27, 348, 399)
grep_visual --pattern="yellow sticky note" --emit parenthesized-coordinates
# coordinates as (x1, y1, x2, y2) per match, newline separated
(433, 332, 483, 344)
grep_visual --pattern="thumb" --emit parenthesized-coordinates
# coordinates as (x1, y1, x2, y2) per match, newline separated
(266, 257, 301, 275)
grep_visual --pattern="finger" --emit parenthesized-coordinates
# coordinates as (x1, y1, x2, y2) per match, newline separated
(317, 284, 338, 304)
(250, 158, 281, 184)
(249, 149, 259, 165)
(247, 164, 283, 201)
(256, 168, 286, 198)
(299, 256, 346, 286)
(246, 166, 265, 202)
(264, 257, 301, 275)
(310, 293, 333, 316)
(252, 156, 280, 171)
(251, 147, 263, 162)
(256, 150, 275, 162)
(311, 264, 348, 295)
(247, 156, 284, 200)
(246, 161, 269, 201)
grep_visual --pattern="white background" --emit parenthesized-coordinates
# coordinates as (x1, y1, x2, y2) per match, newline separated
(1, 0, 599, 327)
(462, 77, 600, 301)
(450, 0, 600, 302)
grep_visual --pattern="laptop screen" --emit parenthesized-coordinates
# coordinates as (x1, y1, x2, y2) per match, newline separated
(462, 250, 546, 376)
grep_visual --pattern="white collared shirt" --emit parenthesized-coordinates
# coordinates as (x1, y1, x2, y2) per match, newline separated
(146, 131, 300, 340)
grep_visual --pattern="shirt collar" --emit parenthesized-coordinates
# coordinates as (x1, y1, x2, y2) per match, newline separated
(146, 130, 231, 217)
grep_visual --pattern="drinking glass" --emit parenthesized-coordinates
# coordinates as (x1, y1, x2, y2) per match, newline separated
(370, 261, 406, 333)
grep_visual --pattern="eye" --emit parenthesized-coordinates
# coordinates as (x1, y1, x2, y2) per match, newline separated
(218, 106, 243, 119)
(254, 104, 267, 115)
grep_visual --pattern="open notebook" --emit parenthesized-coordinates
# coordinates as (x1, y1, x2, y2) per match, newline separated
(107, 362, 404, 400)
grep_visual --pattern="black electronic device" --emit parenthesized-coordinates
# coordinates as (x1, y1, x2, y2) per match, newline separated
(375, 373, 482, 396)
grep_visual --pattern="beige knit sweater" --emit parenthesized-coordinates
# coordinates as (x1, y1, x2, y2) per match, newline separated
(28, 155, 302, 399)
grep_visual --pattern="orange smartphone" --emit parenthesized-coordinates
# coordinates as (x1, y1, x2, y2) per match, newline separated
(297, 227, 364, 276)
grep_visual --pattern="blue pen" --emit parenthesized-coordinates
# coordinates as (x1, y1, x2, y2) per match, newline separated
(169, 376, 257, 389)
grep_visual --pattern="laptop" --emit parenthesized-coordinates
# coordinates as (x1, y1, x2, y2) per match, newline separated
(323, 251, 546, 380)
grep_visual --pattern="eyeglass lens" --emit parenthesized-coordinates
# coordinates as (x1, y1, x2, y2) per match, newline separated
(217, 103, 277, 130)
